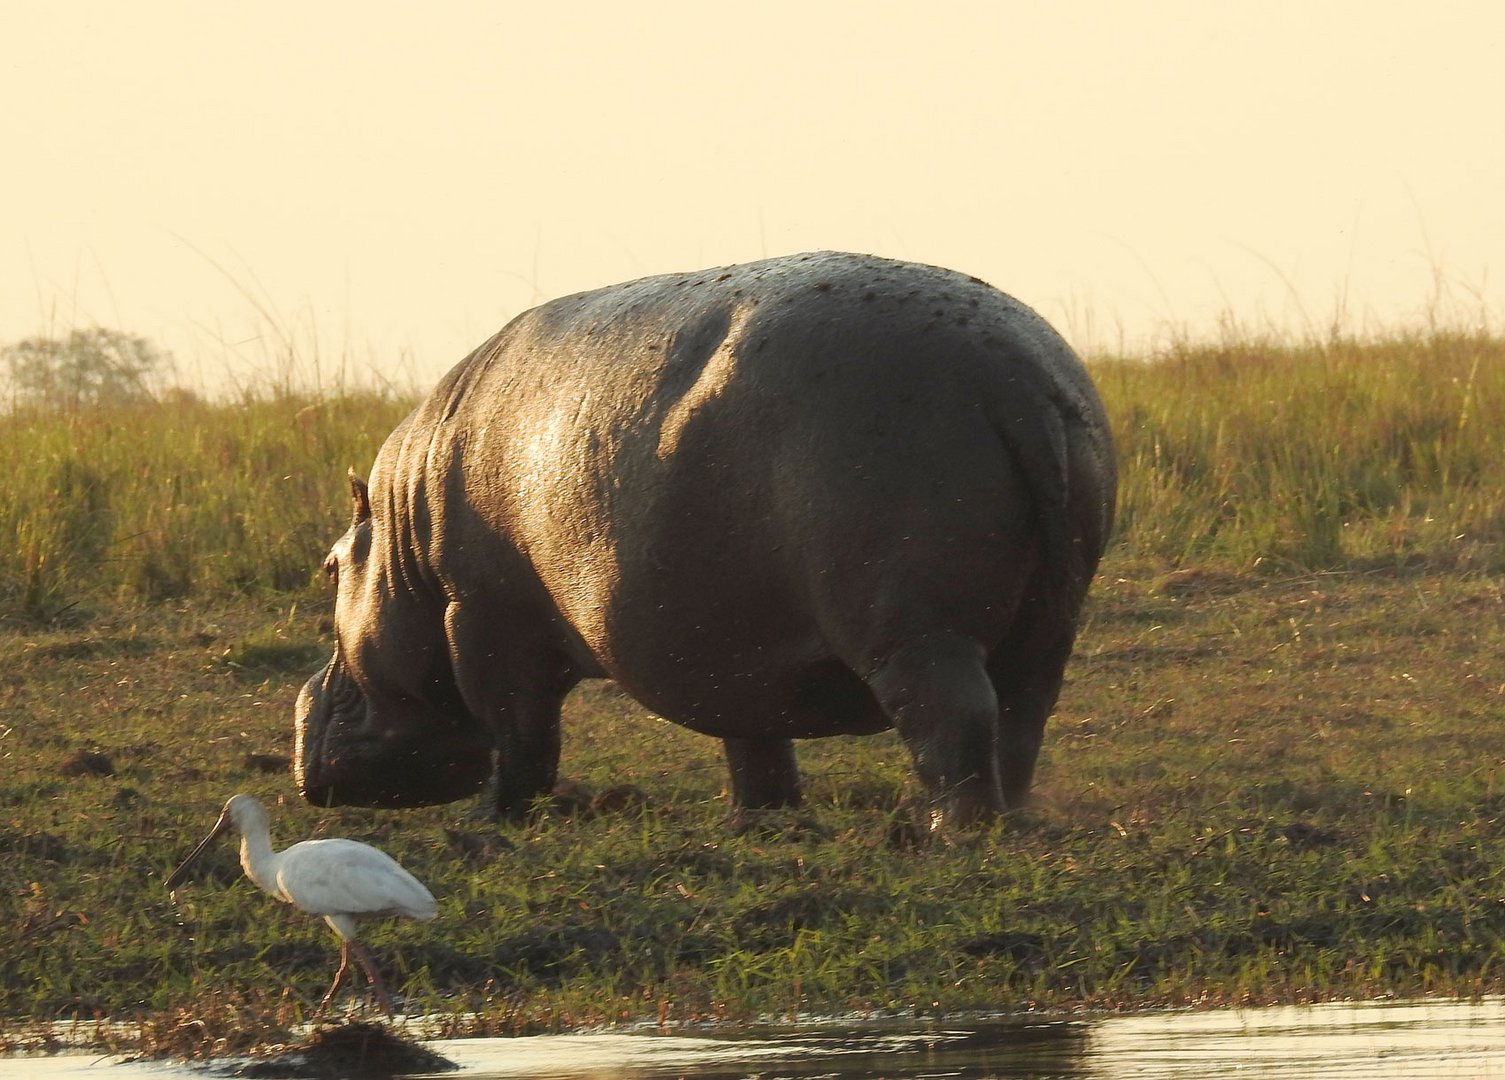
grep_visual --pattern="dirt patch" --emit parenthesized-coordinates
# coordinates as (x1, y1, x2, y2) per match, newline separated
(231, 1022, 456, 1078)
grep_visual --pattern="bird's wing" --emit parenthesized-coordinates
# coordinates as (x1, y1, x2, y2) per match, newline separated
(275, 838, 437, 921)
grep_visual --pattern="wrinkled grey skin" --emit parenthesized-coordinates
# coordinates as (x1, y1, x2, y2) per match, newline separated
(295, 252, 1115, 828)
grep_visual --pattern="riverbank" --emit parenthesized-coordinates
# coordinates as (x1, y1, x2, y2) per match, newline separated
(3, 558, 1502, 1051)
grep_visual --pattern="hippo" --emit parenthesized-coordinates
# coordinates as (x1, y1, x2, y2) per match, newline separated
(295, 251, 1115, 829)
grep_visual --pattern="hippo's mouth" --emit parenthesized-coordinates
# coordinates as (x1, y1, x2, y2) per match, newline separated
(294, 657, 492, 808)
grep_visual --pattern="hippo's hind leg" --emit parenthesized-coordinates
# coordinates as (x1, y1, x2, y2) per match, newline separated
(987, 624, 1075, 809)
(866, 633, 1004, 829)
(722, 736, 803, 809)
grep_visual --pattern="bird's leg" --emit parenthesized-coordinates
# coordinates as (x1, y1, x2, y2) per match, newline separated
(317, 940, 353, 1018)
(348, 939, 395, 1016)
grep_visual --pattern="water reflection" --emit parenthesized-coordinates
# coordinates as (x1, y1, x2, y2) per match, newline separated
(13, 999, 1505, 1079)
(428, 1000, 1505, 1080)
(1090, 999, 1505, 1078)
(432, 1022, 1089, 1080)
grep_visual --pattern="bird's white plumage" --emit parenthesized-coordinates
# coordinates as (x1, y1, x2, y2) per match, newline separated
(270, 839, 438, 923)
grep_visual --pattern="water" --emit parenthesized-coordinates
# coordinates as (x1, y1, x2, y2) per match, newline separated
(11, 999, 1505, 1079)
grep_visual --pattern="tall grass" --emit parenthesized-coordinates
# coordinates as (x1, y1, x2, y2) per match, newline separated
(2, 327, 1502, 621)
(1097, 329, 1504, 571)
(0, 390, 412, 619)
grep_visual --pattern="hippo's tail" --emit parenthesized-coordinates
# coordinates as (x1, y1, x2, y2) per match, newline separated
(989, 363, 1113, 620)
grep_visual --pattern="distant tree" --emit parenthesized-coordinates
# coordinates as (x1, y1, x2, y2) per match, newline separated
(3, 328, 175, 410)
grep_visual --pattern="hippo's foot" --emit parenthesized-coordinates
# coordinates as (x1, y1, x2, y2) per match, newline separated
(462, 800, 511, 824)
(464, 786, 541, 824)
(868, 634, 1009, 829)
(923, 798, 1049, 852)
(727, 806, 831, 841)
(924, 786, 1006, 834)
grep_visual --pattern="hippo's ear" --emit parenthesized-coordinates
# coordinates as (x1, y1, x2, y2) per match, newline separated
(347, 468, 372, 526)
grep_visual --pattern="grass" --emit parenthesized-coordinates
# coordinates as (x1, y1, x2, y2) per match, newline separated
(2, 329, 1503, 615)
(2, 328, 1505, 1054)
(0, 389, 412, 617)
(1096, 329, 1504, 571)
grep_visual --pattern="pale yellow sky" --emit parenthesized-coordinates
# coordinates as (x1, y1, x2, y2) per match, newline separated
(4, 2, 1502, 390)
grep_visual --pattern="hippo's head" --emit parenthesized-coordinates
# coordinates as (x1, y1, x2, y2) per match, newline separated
(294, 469, 493, 807)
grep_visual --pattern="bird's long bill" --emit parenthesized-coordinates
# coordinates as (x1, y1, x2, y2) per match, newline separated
(164, 811, 232, 891)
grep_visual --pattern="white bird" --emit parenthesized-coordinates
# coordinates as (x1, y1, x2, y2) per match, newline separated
(164, 793, 437, 1015)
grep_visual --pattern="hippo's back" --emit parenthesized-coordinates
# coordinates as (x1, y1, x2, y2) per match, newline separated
(406, 252, 1114, 738)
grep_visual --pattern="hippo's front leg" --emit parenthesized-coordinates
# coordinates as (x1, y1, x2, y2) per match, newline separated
(482, 696, 564, 819)
(446, 600, 578, 821)
(722, 736, 803, 809)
